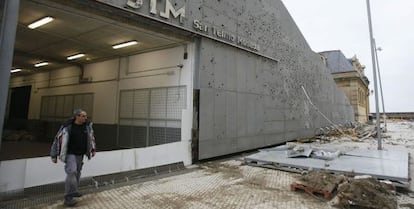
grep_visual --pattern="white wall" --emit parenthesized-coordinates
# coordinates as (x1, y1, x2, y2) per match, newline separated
(0, 141, 191, 191)
(1, 44, 195, 193)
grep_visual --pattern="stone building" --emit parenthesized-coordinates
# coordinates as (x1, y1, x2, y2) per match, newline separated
(320, 50, 370, 123)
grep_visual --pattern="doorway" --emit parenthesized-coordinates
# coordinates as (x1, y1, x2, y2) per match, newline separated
(7, 85, 31, 129)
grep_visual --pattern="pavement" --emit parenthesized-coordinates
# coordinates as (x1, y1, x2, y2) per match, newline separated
(14, 159, 338, 209)
(3, 157, 412, 209)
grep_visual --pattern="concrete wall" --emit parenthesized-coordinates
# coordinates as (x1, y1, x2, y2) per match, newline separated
(197, 38, 353, 159)
(189, 1, 354, 159)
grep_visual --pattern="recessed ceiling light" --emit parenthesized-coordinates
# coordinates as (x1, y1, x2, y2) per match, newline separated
(67, 53, 85, 60)
(112, 40, 138, 49)
(34, 62, 49, 67)
(11, 69, 22, 73)
(28, 16, 54, 29)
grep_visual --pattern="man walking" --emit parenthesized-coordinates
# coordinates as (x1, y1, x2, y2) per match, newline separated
(51, 109, 96, 207)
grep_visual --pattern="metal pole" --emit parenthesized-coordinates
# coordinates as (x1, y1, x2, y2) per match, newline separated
(366, 0, 381, 150)
(0, 0, 20, 150)
(373, 39, 387, 132)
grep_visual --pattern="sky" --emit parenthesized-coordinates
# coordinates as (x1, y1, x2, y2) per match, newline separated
(281, 0, 414, 112)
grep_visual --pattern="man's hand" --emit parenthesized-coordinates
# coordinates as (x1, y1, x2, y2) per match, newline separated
(92, 151, 96, 157)
(51, 157, 57, 163)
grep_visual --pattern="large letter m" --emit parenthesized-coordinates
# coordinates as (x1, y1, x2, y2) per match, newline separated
(160, 0, 185, 23)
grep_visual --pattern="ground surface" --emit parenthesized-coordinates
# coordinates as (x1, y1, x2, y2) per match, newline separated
(12, 121, 414, 209)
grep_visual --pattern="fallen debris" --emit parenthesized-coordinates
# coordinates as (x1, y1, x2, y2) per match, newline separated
(285, 143, 342, 160)
(332, 176, 397, 209)
(311, 149, 341, 161)
(291, 171, 344, 199)
(245, 144, 409, 187)
(291, 172, 398, 209)
(310, 123, 377, 143)
(286, 143, 313, 158)
(400, 203, 414, 209)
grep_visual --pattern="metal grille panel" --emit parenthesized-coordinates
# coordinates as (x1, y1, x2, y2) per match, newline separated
(167, 87, 187, 119)
(40, 93, 94, 121)
(118, 125, 133, 148)
(150, 88, 167, 119)
(55, 96, 64, 117)
(149, 127, 166, 146)
(132, 126, 147, 148)
(118, 86, 186, 148)
(63, 95, 73, 117)
(120, 91, 134, 118)
(166, 128, 181, 143)
(133, 90, 149, 118)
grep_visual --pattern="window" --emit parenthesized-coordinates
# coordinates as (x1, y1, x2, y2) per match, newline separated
(357, 88, 366, 106)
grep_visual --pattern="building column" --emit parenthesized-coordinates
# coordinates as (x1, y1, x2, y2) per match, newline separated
(0, 0, 20, 149)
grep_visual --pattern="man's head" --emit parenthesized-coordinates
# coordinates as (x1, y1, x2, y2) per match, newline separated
(73, 109, 87, 125)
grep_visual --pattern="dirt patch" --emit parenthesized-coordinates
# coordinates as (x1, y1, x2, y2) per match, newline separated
(242, 174, 268, 187)
(332, 177, 397, 209)
(296, 171, 345, 194)
(142, 193, 204, 209)
(201, 161, 244, 180)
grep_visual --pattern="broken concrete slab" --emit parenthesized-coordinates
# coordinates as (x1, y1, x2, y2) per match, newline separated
(245, 145, 410, 187)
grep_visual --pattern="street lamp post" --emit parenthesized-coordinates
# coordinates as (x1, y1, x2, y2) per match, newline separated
(374, 40, 387, 132)
(366, 0, 382, 150)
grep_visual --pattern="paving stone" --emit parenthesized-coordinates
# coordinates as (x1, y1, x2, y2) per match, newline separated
(21, 160, 335, 209)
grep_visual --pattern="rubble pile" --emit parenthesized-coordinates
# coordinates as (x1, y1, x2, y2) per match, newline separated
(332, 177, 397, 209)
(294, 171, 345, 198)
(302, 124, 378, 143)
(294, 171, 397, 209)
(248, 120, 413, 208)
(298, 171, 344, 189)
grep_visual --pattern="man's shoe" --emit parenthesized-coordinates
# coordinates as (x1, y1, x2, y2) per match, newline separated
(72, 192, 82, 197)
(64, 197, 77, 207)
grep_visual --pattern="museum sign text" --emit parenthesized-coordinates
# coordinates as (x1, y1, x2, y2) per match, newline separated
(126, 0, 260, 52)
